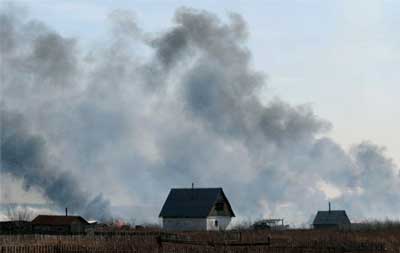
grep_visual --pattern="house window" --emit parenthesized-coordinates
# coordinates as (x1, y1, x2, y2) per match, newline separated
(215, 203, 224, 211)
(214, 220, 218, 227)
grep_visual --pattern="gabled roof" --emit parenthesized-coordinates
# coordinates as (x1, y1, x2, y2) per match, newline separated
(159, 187, 235, 218)
(313, 210, 350, 225)
(32, 215, 89, 226)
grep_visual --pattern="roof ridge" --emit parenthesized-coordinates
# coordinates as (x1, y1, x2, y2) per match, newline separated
(36, 214, 82, 217)
(171, 187, 222, 190)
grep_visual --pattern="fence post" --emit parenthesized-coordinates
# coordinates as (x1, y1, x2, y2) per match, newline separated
(156, 236, 162, 253)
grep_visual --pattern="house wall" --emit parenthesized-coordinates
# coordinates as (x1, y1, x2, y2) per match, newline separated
(70, 222, 86, 233)
(209, 199, 233, 217)
(33, 225, 70, 234)
(162, 218, 207, 231)
(314, 223, 350, 230)
(206, 216, 231, 231)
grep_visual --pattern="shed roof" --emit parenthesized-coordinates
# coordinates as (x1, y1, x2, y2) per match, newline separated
(32, 215, 89, 226)
(313, 210, 350, 225)
(159, 187, 235, 218)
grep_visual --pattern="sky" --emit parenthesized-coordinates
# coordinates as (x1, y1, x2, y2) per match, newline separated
(15, 0, 400, 164)
(1, 0, 400, 226)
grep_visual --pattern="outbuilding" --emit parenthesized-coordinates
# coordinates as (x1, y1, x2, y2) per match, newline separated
(31, 215, 89, 234)
(313, 203, 350, 229)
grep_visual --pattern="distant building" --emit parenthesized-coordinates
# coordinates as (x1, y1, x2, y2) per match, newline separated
(0, 221, 32, 234)
(159, 187, 235, 231)
(253, 219, 289, 230)
(313, 203, 351, 229)
(31, 215, 89, 234)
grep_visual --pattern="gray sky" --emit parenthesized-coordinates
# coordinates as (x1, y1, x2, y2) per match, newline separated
(17, 0, 400, 165)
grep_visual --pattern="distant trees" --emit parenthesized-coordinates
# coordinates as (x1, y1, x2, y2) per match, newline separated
(350, 219, 400, 231)
(6, 205, 34, 221)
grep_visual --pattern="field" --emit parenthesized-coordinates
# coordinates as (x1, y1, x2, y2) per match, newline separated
(0, 229, 396, 253)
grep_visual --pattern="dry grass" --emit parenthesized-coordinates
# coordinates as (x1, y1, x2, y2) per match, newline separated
(0, 228, 396, 252)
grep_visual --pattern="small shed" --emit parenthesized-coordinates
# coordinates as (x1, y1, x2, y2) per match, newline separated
(32, 215, 89, 234)
(313, 204, 350, 229)
(159, 187, 235, 231)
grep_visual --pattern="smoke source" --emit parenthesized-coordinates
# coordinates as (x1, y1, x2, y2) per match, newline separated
(1, 4, 399, 224)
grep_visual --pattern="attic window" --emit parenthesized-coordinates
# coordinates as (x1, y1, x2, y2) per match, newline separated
(215, 203, 224, 211)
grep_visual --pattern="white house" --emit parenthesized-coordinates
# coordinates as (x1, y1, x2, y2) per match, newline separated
(159, 187, 235, 231)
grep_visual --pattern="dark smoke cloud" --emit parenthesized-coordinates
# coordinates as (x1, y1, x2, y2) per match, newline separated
(1, 5, 399, 225)
(0, 109, 111, 220)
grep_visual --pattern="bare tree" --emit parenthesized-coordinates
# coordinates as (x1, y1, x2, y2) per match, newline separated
(6, 205, 34, 221)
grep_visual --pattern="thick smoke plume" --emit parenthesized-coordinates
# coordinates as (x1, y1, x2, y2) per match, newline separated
(0, 109, 111, 220)
(1, 5, 399, 224)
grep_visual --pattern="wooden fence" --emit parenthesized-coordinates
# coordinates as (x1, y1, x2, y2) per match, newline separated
(0, 244, 387, 253)
(0, 234, 387, 253)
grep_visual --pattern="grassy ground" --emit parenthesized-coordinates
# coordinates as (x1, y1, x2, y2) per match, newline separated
(0, 228, 396, 252)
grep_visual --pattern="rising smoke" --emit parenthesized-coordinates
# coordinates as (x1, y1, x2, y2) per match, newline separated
(0, 4, 399, 224)
(0, 109, 111, 220)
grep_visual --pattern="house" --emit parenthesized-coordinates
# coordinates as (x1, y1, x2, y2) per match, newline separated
(313, 203, 351, 229)
(31, 215, 89, 234)
(159, 187, 235, 231)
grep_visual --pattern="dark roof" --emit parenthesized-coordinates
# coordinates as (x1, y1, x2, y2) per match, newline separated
(0, 221, 30, 224)
(32, 215, 89, 226)
(313, 210, 350, 225)
(159, 188, 235, 218)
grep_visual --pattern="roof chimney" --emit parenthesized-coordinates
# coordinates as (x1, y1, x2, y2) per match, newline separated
(328, 202, 331, 212)
(65, 208, 68, 216)
(191, 182, 195, 200)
